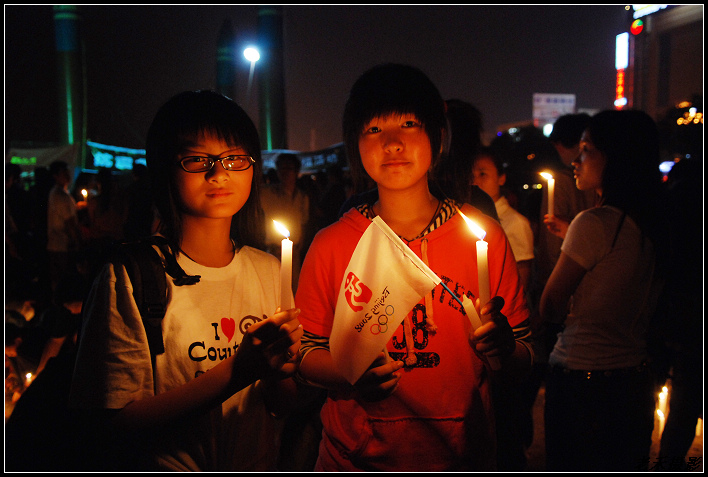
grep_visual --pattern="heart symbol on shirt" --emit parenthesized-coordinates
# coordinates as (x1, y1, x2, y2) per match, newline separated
(221, 317, 236, 342)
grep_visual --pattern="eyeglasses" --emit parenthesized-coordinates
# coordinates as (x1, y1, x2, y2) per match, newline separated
(179, 155, 255, 173)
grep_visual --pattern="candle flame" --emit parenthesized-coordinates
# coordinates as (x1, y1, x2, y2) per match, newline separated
(456, 207, 486, 240)
(540, 172, 554, 181)
(81, 188, 88, 198)
(273, 220, 290, 238)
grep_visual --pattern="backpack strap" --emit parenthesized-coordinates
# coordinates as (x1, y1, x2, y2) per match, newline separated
(114, 241, 168, 356)
(113, 236, 201, 357)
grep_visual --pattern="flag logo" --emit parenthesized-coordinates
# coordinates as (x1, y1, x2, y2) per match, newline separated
(330, 216, 441, 384)
(344, 272, 373, 312)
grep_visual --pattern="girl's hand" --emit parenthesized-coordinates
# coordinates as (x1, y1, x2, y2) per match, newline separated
(236, 308, 303, 381)
(354, 351, 404, 402)
(468, 297, 516, 363)
(544, 214, 569, 239)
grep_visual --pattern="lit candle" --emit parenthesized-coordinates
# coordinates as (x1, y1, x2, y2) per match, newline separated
(656, 385, 669, 437)
(273, 220, 292, 311)
(476, 239, 490, 308)
(458, 209, 490, 308)
(658, 385, 668, 415)
(540, 172, 554, 217)
(81, 189, 88, 201)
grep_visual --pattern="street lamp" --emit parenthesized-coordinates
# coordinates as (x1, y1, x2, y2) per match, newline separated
(243, 46, 260, 110)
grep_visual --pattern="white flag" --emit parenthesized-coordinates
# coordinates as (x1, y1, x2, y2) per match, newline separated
(330, 216, 441, 384)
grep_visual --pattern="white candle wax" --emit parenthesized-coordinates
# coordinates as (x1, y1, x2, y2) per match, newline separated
(658, 386, 668, 415)
(476, 239, 490, 309)
(280, 237, 293, 311)
(540, 172, 555, 217)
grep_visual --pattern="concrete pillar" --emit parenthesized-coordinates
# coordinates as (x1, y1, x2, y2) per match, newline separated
(216, 19, 236, 100)
(53, 5, 87, 168)
(257, 6, 287, 150)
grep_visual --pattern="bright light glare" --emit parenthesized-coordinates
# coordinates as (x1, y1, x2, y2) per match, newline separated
(659, 161, 675, 174)
(273, 220, 290, 238)
(540, 172, 554, 181)
(616, 33, 629, 69)
(244, 47, 260, 63)
(457, 208, 486, 240)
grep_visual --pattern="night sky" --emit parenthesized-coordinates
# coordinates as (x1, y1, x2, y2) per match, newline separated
(5, 5, 629, 152)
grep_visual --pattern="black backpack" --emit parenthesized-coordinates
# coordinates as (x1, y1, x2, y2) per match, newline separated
(5, 236, 199, 471)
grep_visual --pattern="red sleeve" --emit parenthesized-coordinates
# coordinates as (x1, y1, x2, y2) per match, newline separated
(295, 215, 365, 337)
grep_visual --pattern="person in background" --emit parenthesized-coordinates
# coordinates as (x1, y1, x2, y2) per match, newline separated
(5, 163, 32, 261)
(82, 167, 129, 275)
(5, 283, 40, 416)
(317, 164, 347, 230)
(471, 144, 535, 470)
(295, 63, 532, 471)
(69, 90, 302, 471)
(540, 109, 666, 471)
(656, 158, 703, 468)
(536, 113, 595, 285)
(518, 113, 597, 456)
(33, 271, 87, 379)
(472, 146, 534, 290)
(46, 160, 83, 295)
(433, 99, 498, 222)
(4, 271, 87, 471)
(260, 153, 310, 291)
(123, 163, 156, 241)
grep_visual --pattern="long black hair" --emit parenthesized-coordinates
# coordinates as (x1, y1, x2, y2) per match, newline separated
(145, 90, 264, 249)
(588, 109, 665, 255)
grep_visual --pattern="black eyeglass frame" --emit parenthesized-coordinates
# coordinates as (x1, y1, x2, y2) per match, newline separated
(179, 155, 256, 173)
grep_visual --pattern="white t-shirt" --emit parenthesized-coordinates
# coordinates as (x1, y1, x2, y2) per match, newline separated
(70, 244, 288, 471)
(549, 206, 658, 370)
(495, 196, 534, 262)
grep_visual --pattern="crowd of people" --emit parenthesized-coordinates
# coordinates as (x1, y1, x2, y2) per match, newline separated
(5, 62, 702, 472)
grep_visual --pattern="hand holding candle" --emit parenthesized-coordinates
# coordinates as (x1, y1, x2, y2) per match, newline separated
(540, 172, 555, 217)
(273, 220, 293, 311)
(461, 295, 501, 370)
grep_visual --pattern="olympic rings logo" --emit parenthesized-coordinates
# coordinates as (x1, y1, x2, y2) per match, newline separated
(370, 305, 395, 335)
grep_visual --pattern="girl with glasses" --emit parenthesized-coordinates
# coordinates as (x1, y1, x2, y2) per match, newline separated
(70, 90, 302, 471)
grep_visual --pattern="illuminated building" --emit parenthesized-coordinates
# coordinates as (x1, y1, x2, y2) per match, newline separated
(617, 5, 703, 119)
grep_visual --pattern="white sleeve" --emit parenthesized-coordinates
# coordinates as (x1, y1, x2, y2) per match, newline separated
(561, 210, 607, 271)
(69, 262, 156, 409)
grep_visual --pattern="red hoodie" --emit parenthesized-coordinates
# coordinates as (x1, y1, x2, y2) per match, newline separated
(295, 203, 529, 471)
